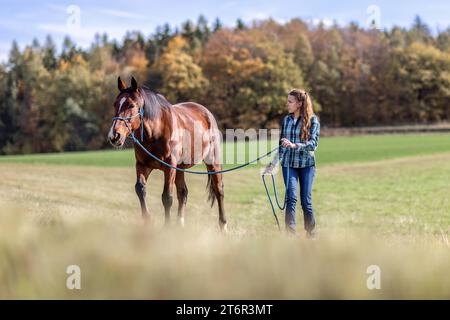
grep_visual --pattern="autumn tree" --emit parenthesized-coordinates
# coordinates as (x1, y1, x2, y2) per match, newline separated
(154, 36, 209, 103)
(203, 28, 306, 129)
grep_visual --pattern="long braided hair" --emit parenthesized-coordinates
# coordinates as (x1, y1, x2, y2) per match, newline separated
(288, 89, 314, 141)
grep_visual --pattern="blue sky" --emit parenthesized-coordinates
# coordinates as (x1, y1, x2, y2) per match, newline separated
(0, 0, 449, 62)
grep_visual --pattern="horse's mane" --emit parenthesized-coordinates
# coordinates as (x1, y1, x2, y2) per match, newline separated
(139, 87, 172, 120)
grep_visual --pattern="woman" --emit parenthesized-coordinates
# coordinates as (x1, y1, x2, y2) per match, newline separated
(264, 89, 320, 237)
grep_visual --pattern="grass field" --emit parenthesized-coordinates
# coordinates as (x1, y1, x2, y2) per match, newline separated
(0, 133, 449, 299)
(1, 133, 450, 167)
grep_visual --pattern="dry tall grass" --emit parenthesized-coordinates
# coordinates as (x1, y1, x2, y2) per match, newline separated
(1, 154, 449, 299)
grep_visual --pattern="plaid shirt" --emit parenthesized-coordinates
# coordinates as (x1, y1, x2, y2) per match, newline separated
(271, 113, 320, 168)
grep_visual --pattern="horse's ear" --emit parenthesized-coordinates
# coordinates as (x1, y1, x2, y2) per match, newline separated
(118, 76, 126, 92)
(131, 76, 138, 91)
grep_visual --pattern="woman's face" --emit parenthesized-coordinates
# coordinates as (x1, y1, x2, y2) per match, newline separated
(287, 94, 301, 114)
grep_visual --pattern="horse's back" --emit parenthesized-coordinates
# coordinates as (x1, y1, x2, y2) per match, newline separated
(171, 102, 218, 130)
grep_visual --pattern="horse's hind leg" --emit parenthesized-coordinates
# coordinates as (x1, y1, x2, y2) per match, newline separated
(135, 162, 152, 222)
(162, 167, 176, 226)
(205, 164, 227, 232)
(175, 171, 188, 227)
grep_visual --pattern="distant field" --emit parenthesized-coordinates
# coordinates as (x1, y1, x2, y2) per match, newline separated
(0, 133, 449, 167)
(0, 133, 449, 299)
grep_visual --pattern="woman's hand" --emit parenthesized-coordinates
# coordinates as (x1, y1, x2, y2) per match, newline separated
(281, 138, 297, 149)
(263, 163, 275, 175)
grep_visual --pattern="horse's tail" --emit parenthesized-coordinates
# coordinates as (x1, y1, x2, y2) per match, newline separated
(206, 175, 216, 207)
(205, 141, 222, 208)
(204, 107, 223, 207)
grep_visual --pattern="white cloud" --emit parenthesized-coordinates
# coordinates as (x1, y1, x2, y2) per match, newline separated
(220, 1, 239, 9)
(0, 19, 25, 31)
(0, 42, 13, 63)
(240, 9, 288, 25)
(274, 17, 288, 25)
(307, 18, 335, 28)
(98, 9, 146, 20)
(242, 11, 270, 23)
(45, 3, 67, 13)
(0, 50, 8, 63)
(36, 23, 135, 47)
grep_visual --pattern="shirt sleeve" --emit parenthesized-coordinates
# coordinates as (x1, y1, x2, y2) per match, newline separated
(295, 116, 320, 151)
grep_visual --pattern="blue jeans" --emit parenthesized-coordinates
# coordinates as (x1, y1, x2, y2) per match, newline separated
(282, 165, 316, 234)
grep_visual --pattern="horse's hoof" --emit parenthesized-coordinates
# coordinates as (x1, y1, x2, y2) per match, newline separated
(177, 217, 185, 228)
(142, 216, 152, 227)
(220, 222, 228, 233)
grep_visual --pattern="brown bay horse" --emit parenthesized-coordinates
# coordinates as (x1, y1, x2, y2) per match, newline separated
(108, 77, 227, 231)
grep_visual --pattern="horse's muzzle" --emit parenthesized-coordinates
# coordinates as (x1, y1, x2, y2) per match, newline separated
(109, 132, 124, 147)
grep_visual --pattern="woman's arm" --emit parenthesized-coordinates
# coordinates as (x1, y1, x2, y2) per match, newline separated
(295, 117, 320, 151)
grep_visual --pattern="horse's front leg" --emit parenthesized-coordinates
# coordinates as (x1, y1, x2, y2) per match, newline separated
(135, 162, 152, 222)
(175, 171, 188, 227)
(162, 166, 176, 226)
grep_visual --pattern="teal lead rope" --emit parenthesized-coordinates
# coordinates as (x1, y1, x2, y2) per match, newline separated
(261, 162, 289, 232)
(132, 130, 289, 232)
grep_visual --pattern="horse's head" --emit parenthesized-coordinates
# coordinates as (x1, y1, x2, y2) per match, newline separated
(108, 76, 144, 147)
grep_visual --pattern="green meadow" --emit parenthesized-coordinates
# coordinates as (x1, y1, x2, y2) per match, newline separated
(1, 133, 449, 167)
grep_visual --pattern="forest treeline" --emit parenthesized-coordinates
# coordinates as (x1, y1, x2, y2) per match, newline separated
(0, 15, 449, 154)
